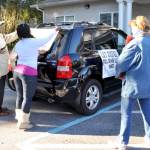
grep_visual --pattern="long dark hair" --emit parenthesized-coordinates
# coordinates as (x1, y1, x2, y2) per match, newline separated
(17, 23, 34, 39)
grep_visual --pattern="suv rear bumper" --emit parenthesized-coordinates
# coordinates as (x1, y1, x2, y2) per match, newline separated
(7, 73, 81, 104)
(54, 78, 81, 103)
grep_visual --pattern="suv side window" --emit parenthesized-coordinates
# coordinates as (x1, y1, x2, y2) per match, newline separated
(79, 30, 93, 52)
(111, 30, 126, 54)
(47, 30, 69, 58)
(94, 30, 116, 50)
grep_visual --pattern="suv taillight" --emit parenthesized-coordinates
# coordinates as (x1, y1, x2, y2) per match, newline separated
(56, 55, 72, 79)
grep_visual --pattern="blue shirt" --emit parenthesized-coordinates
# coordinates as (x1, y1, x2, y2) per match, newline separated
(116, 33, 150, 98)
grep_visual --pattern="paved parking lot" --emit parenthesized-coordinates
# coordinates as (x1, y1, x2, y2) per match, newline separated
(0, 87, 149, 150)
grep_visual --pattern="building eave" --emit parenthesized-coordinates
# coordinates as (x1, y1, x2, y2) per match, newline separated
(31, 0, 99, 9)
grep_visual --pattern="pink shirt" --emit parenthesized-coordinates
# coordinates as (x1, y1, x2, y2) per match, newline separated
(14, 65, 37, 76)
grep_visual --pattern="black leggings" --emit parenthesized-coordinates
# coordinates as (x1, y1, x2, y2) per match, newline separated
(0, 75, 6, 108)
(13, 72, 37, 113)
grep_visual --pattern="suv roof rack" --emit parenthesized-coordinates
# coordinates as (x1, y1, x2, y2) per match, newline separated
(36, 21, 114, 30)
(36, 23, 55, 28)
(56, 21, 92, 27)
(55, 21, 112, 29)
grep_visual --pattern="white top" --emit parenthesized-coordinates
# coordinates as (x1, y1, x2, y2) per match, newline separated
(14, 38, 48, 69)
(14, 28, 58, 69)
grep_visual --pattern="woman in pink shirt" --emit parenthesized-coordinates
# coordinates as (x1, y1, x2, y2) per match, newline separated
(12, 23, 57, 129)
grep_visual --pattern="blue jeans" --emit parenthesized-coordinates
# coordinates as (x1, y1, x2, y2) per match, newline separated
(118, 97, 150, 145)
(13, 72, 37, 113)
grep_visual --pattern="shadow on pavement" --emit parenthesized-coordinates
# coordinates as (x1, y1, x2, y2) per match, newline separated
(128, 147, 150, 150)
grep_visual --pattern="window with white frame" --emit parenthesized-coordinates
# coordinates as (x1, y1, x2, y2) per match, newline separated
(100, 12, 118, 27)
(56, 16, 75, 23)
(56, 16, 64, 23)
(113, 13, 118, 27)
(65, 16, 74, 22)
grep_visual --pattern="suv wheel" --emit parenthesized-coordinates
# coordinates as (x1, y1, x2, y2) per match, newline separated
(76, 79, 102, 115)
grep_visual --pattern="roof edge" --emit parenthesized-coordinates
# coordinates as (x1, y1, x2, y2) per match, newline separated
(31, 0, 99, 9)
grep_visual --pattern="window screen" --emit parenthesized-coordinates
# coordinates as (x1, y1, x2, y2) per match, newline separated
(113, 13, 118, 27)
(100, 13, 118, 27)
(100, 13, 111, 25)
(56, 16, 64, 23)
(65, 16, 74, 22)
(56, 16, 74, 23)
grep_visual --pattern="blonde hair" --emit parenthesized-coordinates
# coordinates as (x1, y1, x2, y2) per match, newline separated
(129, 16, 150, 32)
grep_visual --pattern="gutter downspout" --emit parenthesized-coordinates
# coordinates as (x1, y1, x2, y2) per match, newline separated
(34, 4, 45, 23)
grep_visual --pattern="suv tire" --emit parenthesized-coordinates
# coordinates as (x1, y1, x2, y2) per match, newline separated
(76, 79, 102, 115)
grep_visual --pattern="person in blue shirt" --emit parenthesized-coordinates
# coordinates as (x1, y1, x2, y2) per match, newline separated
(114, 16, 150, 150)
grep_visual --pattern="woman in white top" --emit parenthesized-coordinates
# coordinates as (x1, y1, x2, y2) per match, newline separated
(12, 23, 57, 129)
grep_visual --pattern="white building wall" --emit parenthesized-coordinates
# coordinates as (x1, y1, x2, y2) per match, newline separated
(43, 1, 118, 23)
(133, 4, 150, 21)
(41, 0, 150, 34)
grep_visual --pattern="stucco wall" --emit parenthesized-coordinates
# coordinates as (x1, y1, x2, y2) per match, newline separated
(43, 0, 118, 23)
(133, 4, 150, 21)
(42, 0, 150, 34)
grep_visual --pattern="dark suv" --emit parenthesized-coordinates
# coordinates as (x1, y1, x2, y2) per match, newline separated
(7, 22, 127, 115)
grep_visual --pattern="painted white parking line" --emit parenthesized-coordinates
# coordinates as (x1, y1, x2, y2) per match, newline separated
(19, 101, 121, 150)
(19, 143, 150, 150)
(104, 110, 141, 114)
(47, 102, 121, 134)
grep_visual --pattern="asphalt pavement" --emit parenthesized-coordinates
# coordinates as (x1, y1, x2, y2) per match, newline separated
(0, 87, 149, 150)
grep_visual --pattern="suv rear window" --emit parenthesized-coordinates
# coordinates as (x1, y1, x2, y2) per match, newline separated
(83, 30, 93, 51)
(78, 30, 93, 52)
(48, 30, 69, 58)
